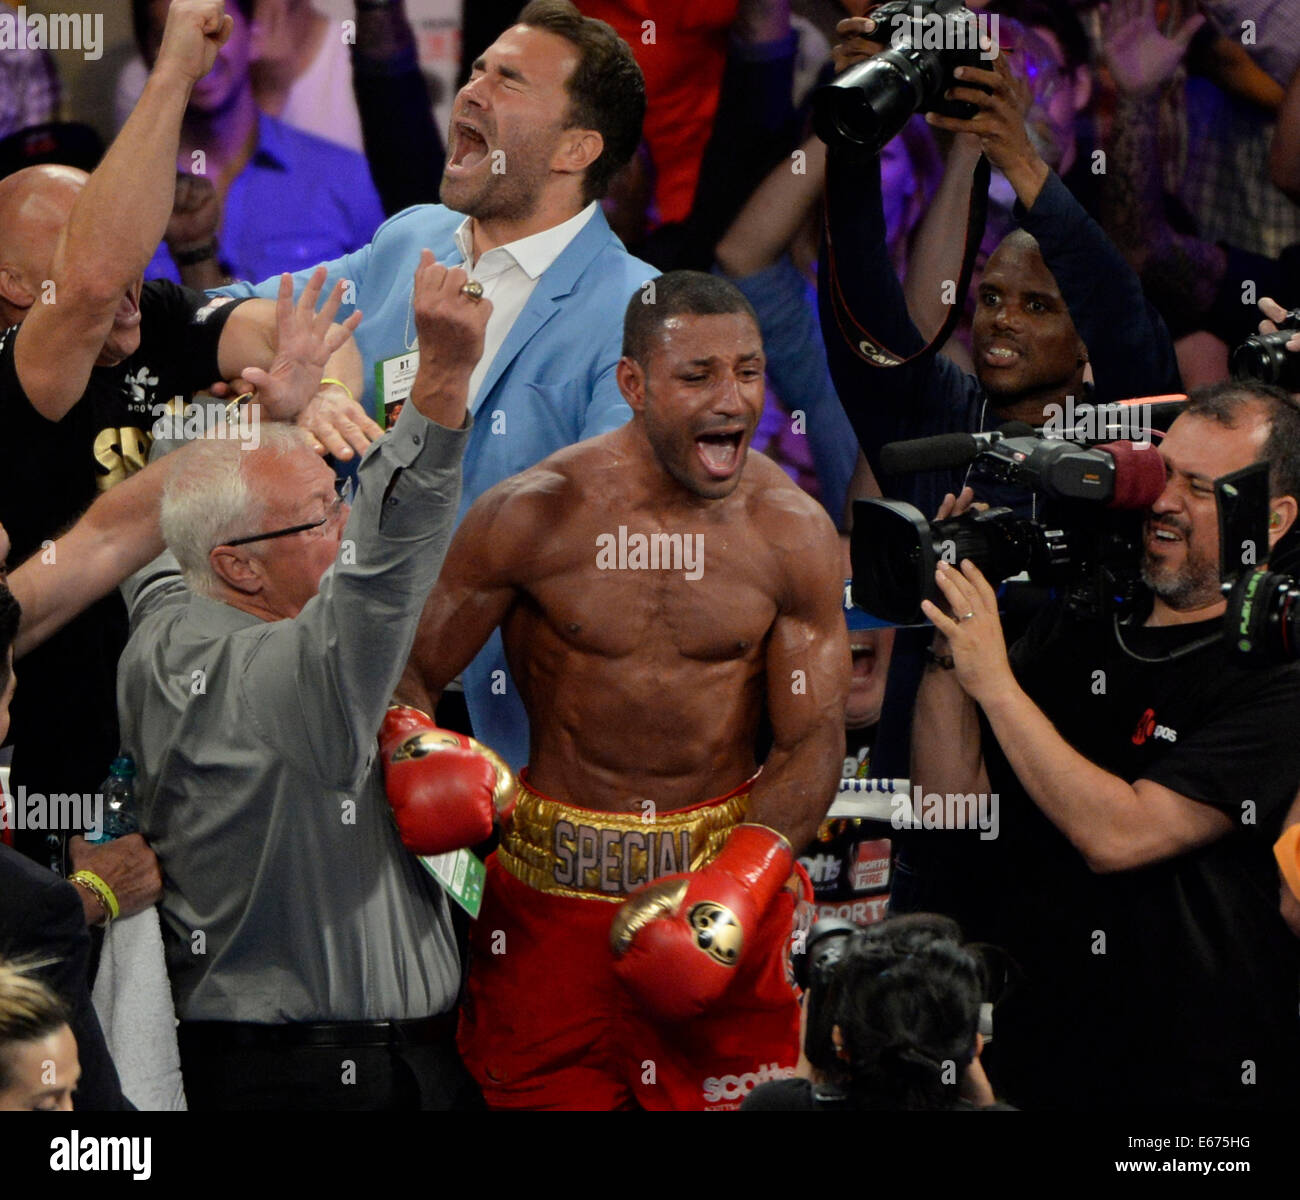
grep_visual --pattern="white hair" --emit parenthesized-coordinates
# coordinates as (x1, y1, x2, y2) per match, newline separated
(160, 425, 316, 598)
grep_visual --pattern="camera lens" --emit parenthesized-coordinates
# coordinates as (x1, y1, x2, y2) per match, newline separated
(850, 500, 934, 623)
(936, 513, 1036, 593)
(813, 53, 930, 153)
(1231, 334, 1300, 392)
(850, 500, 1039, 623)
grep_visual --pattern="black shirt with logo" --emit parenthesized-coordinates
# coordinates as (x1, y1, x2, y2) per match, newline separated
(0, 281, 246, 862)
(970, 595, 1300, 1110)
(0, 281, 244, 562)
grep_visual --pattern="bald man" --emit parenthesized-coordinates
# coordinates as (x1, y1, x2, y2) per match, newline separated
(0, 165, 83, 329)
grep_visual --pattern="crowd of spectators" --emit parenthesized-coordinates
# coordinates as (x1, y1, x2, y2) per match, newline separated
(1, 0, 1299, 1117)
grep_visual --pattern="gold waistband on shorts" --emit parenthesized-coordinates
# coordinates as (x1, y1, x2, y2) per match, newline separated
(497, 774, 753, 902)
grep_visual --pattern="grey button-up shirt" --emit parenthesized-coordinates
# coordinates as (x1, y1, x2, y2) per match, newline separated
(117, 402, 469, 1024)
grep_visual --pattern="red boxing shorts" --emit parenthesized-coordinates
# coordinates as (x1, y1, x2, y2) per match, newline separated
(457, 773, 809, 1111)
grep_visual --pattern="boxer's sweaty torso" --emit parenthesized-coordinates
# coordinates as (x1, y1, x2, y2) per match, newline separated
(406, 423, 841, 818)
(501, 435, 818, 813)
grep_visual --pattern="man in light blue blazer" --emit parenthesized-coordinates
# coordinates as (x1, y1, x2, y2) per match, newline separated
(218, 1, 653, 767)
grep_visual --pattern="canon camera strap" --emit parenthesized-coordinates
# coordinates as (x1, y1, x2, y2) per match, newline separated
(823, 150, 991, 369)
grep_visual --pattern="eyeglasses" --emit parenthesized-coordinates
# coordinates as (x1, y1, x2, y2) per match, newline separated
(220, 476, 354, 549)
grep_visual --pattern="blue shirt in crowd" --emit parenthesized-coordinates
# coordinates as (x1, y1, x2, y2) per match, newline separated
(145, 113, 385, 286)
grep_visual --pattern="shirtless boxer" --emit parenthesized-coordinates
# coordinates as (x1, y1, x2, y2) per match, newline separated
(393, 271, 850, 1111)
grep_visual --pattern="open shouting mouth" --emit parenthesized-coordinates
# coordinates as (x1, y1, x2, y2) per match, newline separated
(695, 429, 745, 479)
(851, 639, 880, 682)
(112, 287, 141, 330)
(446, 120, 491, 177)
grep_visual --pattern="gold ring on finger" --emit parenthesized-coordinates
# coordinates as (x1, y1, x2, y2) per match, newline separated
(460, 279, 484, 300)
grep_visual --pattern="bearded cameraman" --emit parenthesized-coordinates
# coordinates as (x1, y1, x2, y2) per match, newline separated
(910, 383, 1300, 1110)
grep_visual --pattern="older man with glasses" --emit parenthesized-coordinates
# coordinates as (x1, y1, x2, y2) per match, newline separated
(114, 254, 494, 1111)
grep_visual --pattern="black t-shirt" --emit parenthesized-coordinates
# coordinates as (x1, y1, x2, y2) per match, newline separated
(971, 596, 1300, 1110)
(0, 280, 243, 562)
(0, 281, 246, 859)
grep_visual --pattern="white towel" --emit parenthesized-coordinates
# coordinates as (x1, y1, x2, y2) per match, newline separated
(91, 907, 187, 1111)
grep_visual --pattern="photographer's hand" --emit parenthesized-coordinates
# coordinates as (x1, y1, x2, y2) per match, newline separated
(936, 486, 976, 521)
(910, 488, 993, 802)
(922, 558, 1236, 874)
(927, 487, 978, 659)
(926, 50, 1049, 209)
(1259, 296, 1300, 353)
(831, 12, 887, 74)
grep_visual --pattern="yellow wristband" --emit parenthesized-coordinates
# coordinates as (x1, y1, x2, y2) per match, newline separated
(69, 875, 109, 925)
(70, 870, 120, 922)
(319, 377, 354, 402)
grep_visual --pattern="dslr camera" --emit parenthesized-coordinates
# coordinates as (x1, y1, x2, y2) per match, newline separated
(1231, 308, 1300, 393)
(813, 0, 990, 154)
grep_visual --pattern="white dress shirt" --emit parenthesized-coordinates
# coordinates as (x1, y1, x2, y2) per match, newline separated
(454, 201, 599, 412)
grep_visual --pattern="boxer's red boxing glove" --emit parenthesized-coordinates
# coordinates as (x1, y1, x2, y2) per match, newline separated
(609, 823, 793, 1021)
(379, 704, 516, 855)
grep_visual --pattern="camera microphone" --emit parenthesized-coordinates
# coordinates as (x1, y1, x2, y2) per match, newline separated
(1004, 438, 1164, 509)
(878, 426, 1164, 508)
(879, 422, 1035, 475)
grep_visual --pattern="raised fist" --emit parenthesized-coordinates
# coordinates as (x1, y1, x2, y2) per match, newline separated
(155, 0, 234, 85)
(411, 249, 493, 379)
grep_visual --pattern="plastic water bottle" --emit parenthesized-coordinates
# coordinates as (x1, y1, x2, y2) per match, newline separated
(85, 756, 138, 844)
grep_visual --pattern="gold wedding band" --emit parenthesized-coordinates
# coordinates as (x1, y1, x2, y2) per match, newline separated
(460, 279, 484, 300)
